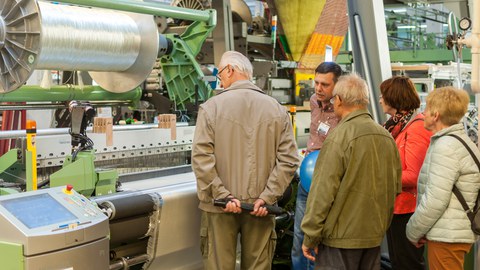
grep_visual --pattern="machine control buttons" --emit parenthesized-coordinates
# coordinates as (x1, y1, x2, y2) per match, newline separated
(63, 184, 74, 195)
(59, 190, 102, 217)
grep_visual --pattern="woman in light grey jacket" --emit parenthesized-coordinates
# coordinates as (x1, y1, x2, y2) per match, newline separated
(406, 87, 480, 270)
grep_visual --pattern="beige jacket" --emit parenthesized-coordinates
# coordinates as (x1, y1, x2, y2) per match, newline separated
(192, 80, 300, 213)
(406, 124, 480, 244)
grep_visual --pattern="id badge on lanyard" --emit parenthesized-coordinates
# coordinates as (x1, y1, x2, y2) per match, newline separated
(317, 121, 330, 135)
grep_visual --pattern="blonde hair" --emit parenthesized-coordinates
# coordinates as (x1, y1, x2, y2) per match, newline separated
(218, 51, 253, 80)
(426, 86, 470, 125)
(333, 73, 369, 107)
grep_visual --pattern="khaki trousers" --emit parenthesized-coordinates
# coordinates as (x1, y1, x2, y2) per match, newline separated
(427, 240, 472, 270)
(200, 211, 277, 270)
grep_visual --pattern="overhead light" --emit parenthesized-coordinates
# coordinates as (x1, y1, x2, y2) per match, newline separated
(385, 8, 407, 13)
(397, 25, 416, 29)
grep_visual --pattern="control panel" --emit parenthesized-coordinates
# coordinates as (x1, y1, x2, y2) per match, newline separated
(0, 186, 109, 256)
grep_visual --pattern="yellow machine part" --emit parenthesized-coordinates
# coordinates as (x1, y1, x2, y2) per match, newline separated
(295, 71, 315, 97)
(274, 0, 326, 62)
(300, 34, 345, 69)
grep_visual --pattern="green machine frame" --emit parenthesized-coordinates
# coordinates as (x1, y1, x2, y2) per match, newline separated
(56, 0, 217, 110)
(0, 0, 217, 196)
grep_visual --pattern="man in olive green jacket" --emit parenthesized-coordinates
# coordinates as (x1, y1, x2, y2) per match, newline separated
(301, 73, 402, 269)
(192, 51, 299, 270)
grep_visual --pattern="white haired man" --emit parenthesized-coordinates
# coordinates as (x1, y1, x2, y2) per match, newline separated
(301, 73, 402, 269)
(192, 50, 300, 269)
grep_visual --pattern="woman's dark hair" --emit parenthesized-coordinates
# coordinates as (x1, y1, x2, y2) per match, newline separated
(380, 76, 420, 111)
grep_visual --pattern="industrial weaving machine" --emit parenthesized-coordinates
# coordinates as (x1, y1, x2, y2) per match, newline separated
(0, 0, 217, 269)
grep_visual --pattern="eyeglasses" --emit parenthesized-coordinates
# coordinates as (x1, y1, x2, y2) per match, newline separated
(216, 65, 229, 81)
(330, 95, 338, 104)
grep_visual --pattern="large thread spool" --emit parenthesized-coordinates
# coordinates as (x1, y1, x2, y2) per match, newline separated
(0, 0, 159, 93)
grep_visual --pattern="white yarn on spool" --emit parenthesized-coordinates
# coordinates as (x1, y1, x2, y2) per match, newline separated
(0, 0, 158, 93)
(37, 2, 141, 72)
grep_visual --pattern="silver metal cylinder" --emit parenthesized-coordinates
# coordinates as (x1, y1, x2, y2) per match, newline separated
(37, 2, 141, 72)
(0, 0, 159, 93)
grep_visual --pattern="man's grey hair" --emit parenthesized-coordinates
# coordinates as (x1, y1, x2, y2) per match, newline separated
(218, 51, 253, 80)
(333, 73, 369, 106)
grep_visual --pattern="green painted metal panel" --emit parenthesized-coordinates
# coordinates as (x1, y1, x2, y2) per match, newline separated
(0, 149, 20, 172)
(0, 188, 19, 195)
(160, 20, 216, 110)
(336, 48, 471, 65)
(50, 151, 97, 197)
(95, 170, 118, 196)
(0, 241, 23, 270)
(180, 17, 217, 57)
(390, 48, 471, 63)
(0, 86, 141, 103)
(336, 53, 353, 65)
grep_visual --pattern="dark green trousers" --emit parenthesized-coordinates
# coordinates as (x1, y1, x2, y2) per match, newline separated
(200, 211, 277, 270)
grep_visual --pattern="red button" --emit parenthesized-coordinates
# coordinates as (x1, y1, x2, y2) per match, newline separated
(66, 185, 73, 192)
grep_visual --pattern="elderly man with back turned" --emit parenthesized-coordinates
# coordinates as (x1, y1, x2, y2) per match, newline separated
(301, 73, 402, 269)
(192, 50, 300, 270)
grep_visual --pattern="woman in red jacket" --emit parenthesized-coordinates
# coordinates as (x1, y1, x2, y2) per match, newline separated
(380, 76, 432, 270)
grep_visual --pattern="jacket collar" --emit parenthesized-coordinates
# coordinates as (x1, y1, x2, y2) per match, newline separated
(432, 123, 464, 139)
(402, 110, 423, 129)
(216, 80, 265, 96)
(339, 109, 372, 125)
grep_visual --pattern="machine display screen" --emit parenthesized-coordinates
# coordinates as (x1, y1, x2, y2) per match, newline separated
(1, 193, 77, 229)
